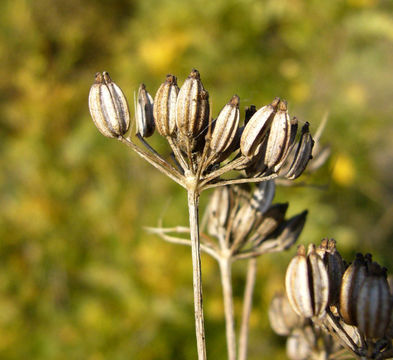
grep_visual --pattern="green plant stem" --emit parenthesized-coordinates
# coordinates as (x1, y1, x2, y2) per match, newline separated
(219, 257, 236, 360)
(187, 189, 207, 360)
(238, 258, 257, 360)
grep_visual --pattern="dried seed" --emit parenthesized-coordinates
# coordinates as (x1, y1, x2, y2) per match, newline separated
(136, 84, 155, 137)
(240, 97, 280, 157)
(230, 202, 256, 251)
(286, 244, 329, 318)
(249, 180, 276, 214)
(282, 122, 315, 180)
(264, 100, 291, 168)
(269, 293, 303, 336)
(339, 253, 368, 326)
(286, 327, 315, 360)
(176, 69, 210, 138)
(153, 74, 179, 136)
(88, 72, 130, 138)
(206, 186, 233, 238)
(209, 95, 240, 156)
(356, 262, 391, 339)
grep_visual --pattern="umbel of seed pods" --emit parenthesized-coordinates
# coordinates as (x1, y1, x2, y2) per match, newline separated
(88, 69, 315, 189)
(284, 239, 393, 359)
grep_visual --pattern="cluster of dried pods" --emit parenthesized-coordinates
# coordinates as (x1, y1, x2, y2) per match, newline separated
(88, 68, 319, 360)
(88, 69, 314, 190)
(271, 239, 393, 360)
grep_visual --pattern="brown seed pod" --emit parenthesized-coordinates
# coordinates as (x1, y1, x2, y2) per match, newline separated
(153, 74, 179, 136)
(286, 327, 315, 360)
(285, 244, 329, 318)
(356, 262, 392, 339)
(209, 95, 240, 157)
(88, 72, 130, 138)
(136, 84, 155, 138)
(240, 97, 280, 157)
(339, 253, 368, 326)
(269, 292, 303, 336)
(176, 69, 210, 138)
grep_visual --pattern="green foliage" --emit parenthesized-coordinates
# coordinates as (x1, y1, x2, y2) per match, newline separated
(0, 0, 392, 358)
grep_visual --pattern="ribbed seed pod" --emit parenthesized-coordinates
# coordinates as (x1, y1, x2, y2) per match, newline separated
(286, 327, 315, 360)
(209, 95, 240, 156)
(339, 253, 368, 326)
(240, 97, 280, 157)
(286, 244, 329, 318)
(206, 186, 233, 239)
(317, 239, 345, 306)
(356, 263, 392, 339)
(136, 84, 155, 137)
(153, 74, 179, 136)
(283, 123, 315, 180)
(88, 72, 130, 138)
(230, 202, 256, 250)
(269, 293, 303, 336)
(176, 69, 209, 138)
(249, 180, 276, 214)
(273, 116, 298, 172)
(264, 100, 291, 168)
(250, 203, 288, 244)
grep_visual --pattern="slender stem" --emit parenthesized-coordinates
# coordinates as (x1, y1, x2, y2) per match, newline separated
(187, 189, 207, 360)
(238, 258, 257, 360)
(219, 257, 236, 360)
(201, 173, 278, 191)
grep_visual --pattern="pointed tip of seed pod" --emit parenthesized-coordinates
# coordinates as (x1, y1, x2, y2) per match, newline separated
(368, 262, 385, 277)
(94, 72, 104, 84)
(297, 244, 306, 256)
(165, 74, 177, 85)
(301, 122, 310, 133)
(139, 83, 146, 90)
(320, 238, 328, 249)
(102, 71, 112, 84)
(271, 97, 281, 108)
(230, 95, 240, 106)
(278, 100, 288, 111)
(327, 239, 337, 251)
(291, 116, 298, 125)
(189, 68, 200, 79)
(307, 243, 316, 255)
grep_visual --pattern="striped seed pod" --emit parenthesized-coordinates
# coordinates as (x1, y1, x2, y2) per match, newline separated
(356, 262, 392, 339)
(317, 238, 346, 306)
(286, 244, 329, 318)
(230, 202, 257, 250)
(176, 69, 210, 138)
(286, 327, 315, 360)
(209, 95, 240, 156)
(240, 97, 280, 157)
(259, 210, 308, 253)
(136, 84, 155, 137)
(264, 100, 292, 169)
(269, 292, 303, 336)
(153, 74, 179, 136)
(273, 116, 298, 172)
(283, 122, 315, 180)
(88, 72, 130, 138)
(206, 186, 233, 239)
(250, 203, 288, 245)
(249, 180, 276, 214)
(339, 253, 369, 326)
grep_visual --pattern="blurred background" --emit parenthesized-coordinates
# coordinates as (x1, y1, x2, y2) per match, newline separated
(0, 0, 392, 358)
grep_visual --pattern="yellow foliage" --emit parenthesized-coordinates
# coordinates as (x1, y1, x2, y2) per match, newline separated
(332, 154, 356, 186)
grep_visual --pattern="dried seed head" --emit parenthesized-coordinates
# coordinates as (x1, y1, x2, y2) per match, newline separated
(317, 239, 346, 306)
(339, 253, 368, 326)
(153, 74, 179, 136)
(286, 244, 329, 318)
(286, 327, 315, 360)
(264, 100, 292, 169)
(136, 84, 155, 137)
(206, 186, 233, 239)
(176, 69, 210, 138)
(240, 97, 280, 157)
(209, 95, 240, 156)
(88, 72, 130, 138)
(269, 293, 303, 336)
(282, 122, 315, 180)
(230, 202, 257, 251)
(356, 262, 392, 339)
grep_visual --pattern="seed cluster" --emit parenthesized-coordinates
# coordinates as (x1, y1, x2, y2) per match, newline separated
(280, 239, 393, 359)
(88, 69, 315, 191)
